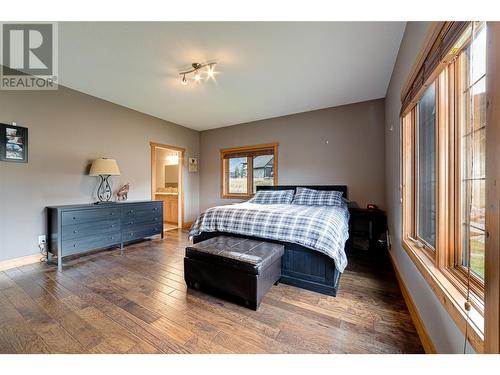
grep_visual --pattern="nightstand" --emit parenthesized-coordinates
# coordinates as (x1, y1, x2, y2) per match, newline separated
(348, 203, 387, 251)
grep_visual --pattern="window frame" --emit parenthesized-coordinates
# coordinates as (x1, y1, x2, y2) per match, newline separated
(414, 82, 438, 255)
(484, 21, 500, 353)
(401, 22, 488, 352)
(450, 49, 487, 303)
(220, 143, 278, 199)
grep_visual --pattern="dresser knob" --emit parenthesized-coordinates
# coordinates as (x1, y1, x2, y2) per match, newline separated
(73, 217, 76, 220)
(73, 230, 77, 234)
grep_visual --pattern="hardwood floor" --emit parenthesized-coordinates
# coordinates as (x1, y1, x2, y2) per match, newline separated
(0, 230, 424, 353)
(164, 223, 179, 232)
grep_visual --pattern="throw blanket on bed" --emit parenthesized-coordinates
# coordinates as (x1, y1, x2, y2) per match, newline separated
(188, 202, 350, 273)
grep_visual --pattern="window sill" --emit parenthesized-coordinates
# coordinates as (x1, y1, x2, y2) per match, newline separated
(401, 238, 484, 353)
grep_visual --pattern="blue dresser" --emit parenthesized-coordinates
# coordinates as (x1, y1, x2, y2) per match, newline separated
(47, 201, 163, 271)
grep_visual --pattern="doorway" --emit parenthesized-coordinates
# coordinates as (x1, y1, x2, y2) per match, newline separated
(151, 142, 185, 232)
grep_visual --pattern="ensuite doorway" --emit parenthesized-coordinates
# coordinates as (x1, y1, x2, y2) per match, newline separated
(151, 142, 184, 232)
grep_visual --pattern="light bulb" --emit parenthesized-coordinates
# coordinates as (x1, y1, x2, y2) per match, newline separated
(194, 70, 201, 81)
(181, 75, 187, 86)
(207, 64, 215, 79)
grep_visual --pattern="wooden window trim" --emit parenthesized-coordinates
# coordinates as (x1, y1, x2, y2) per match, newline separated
(451, 50, 487, 295)
(485, 21, 500, 354)
(400, 22, 500, 353)
(402, 76, 485, 354)
(220, 143, 278, 199)
(403, 90, 438, 262)
(402, 96, 485, 347)
(401, 239, 484, 352)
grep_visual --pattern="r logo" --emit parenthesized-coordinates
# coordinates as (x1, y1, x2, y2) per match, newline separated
(0, 22, 58, 90)
(2, 24, 53, 75)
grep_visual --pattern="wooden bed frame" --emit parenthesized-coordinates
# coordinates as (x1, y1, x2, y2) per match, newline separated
(192, 185, 348, 297)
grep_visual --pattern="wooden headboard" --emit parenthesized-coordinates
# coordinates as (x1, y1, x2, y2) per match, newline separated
(256, 185, 348, 200)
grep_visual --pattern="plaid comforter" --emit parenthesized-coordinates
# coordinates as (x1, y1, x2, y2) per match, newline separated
(189, 202, 350, 272)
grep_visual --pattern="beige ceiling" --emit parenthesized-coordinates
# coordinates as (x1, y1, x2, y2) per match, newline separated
(58, 22, 405, 131)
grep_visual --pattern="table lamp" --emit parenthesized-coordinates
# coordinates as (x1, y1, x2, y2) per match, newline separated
(89, 158, 121, 203)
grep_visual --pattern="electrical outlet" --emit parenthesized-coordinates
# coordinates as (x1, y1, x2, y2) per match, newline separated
(38, 235, 47, 245)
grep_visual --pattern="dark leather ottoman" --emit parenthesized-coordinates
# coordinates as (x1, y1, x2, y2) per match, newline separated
(184, 236, 284, 310)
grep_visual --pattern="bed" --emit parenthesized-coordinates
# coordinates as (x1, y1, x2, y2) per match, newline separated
(189, 185, 350, 296)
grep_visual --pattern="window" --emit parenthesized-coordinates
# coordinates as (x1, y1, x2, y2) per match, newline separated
(220, 143, 278, 198)
(416, 83, 437, 250)
(228, 157, 248, 194)
(457, 25, 487, 280)
(252, 154, 275, 193)
(401, 22, 487, 351)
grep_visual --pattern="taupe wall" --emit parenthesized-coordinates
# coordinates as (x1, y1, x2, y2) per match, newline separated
(384, 22, 472, 353)
(199, 99, 386, 211)
(0, 86, 199, 262)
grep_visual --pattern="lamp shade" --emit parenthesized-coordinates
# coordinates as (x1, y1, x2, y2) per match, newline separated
(89, 158, 121, 176)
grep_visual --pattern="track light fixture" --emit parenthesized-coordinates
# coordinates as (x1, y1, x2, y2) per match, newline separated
(179, 62, 217, 85)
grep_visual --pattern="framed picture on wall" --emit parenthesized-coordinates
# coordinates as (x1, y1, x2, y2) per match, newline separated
(0, 123, 28, 163)
(188, 157, 198, 173)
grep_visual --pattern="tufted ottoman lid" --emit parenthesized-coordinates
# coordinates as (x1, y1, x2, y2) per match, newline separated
(185, 236, 284, 275)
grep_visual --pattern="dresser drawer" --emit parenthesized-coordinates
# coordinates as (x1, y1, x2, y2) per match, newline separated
(62, 207, 120, 226)
(122, 214, 162, 228)
(62, 218, 121, 241)
(121, 202, 162, 220)
(122, 223, 163, 242)
(62, 231, 121, 256)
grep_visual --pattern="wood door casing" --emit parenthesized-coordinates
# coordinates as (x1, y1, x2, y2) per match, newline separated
(150, 142, 185, 228)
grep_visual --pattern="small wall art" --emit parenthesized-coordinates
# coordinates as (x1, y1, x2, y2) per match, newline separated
(188, 157, 198, 173)
(0, 123, 28, 163)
